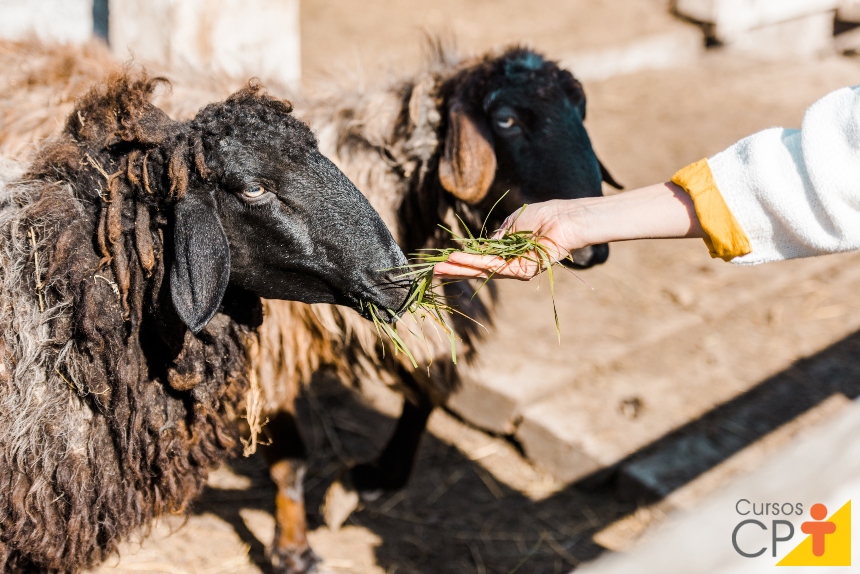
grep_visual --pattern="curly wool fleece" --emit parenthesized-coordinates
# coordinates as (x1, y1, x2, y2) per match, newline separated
(0, 74, 255, 573)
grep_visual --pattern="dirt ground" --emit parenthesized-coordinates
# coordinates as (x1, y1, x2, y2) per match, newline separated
(81, 2, 860, 573)
(91, 374, 627, 574)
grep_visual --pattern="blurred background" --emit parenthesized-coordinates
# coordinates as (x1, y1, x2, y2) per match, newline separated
(5, 1, 860, 572)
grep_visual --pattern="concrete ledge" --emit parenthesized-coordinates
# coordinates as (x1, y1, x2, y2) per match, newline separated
(724, 11, 835, 59)
(447, 368, 522, 436)
(513, 253, 860, 488)
(452, 236, 857, 487)
(110, 0, 301, 85)
(516, 400, 603, 484)
(676, 0, 839, 41)
(576, 398, 860, 573)
(0, 0, 93, 43)
(562, 27, 703, 82)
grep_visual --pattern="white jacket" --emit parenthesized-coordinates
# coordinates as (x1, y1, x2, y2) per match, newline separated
(671, 85, 860, 265)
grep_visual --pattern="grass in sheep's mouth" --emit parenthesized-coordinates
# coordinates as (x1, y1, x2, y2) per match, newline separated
(363, 283, 464, 369)
(367, 201, 572, 366)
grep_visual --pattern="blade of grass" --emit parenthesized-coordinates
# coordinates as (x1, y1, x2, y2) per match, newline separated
(480, 190, 509, 238)
(369, 202, 569, 367)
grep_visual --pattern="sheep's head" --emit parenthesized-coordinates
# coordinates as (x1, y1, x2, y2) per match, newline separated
(47, 73, 410, 333)
(181, 85, 410, 330)
(437, 47, 620, 269)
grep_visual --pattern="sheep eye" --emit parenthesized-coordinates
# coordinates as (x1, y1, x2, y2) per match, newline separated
(242, 184, 266, 199)
(491, 106, 520, 133)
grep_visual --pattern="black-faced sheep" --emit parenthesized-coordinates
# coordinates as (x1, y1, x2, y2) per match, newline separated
(0, 39, 619, 574)
(0, 69, 410, 573)
(253, 44, 621, 572)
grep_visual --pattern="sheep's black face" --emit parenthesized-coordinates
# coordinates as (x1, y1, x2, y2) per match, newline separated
(439, 48, 621, 269)
(172, 90, 410, 332)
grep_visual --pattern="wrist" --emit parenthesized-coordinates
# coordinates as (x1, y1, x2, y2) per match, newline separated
(556, 201, 596, 252)
(554, 196, 619, 249)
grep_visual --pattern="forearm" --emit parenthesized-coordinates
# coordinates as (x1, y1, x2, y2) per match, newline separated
(559, 182, 705, 250)
(434, 183, 706, 280)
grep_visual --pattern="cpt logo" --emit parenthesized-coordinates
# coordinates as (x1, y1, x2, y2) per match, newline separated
(731, 499, 851, 566)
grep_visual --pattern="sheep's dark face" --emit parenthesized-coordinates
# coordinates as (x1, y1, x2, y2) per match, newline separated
(439, 48, 620, 269)
(172, 91, 410, 332)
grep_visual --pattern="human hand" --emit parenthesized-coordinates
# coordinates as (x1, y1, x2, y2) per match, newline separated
(433, 200, 584, 281)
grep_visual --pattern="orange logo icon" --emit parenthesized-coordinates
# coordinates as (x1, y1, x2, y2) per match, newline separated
(777, 500, 851, 566)
(801, 503, 836, 557)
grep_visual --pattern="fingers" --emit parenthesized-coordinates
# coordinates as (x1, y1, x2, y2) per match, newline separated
(444, 252, 505, 269)
(433, 252, 541, 281)
(434, 262, 536, 281)
(433, 203, 566, 282)
(433, 252, 504, 280)
(433, 261, 489, 279)
(492, 213, 516, 239)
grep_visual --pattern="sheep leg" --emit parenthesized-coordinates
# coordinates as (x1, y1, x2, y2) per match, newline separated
(350, 384, 434, 495)
(322, 371, 434, 530)
(261, 411, 320, 574)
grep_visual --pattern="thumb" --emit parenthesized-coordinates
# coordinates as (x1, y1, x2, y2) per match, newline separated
(492, 213, 516, 239)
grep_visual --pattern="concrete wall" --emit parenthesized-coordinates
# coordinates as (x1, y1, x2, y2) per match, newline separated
(0, 0, 93, 43)
(676, 0, 838, 41)
(675, 0, 840, 57)
(109, 0, 301, 85)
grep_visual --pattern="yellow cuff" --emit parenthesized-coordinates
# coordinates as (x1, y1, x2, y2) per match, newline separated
(671, 159, 751, 261)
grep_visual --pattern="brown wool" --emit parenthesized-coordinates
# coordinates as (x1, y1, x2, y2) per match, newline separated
(0, 71, 255, 573)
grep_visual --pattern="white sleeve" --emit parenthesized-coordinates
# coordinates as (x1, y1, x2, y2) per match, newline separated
(707, 85, 860, 265)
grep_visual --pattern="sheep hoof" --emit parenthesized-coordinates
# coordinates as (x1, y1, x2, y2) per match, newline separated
(321, 474, 360, 531)
(269, 544, 321, 574)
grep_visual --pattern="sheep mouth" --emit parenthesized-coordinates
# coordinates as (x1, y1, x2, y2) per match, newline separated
(354, 280, 412, 324)
(562, 244, 609, 270)
(355, 300, 398, 324)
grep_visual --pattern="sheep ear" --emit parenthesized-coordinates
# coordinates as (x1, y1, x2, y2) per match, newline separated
(598, 157, 623, 190)
(559, 69, 587, 120)
(438, 102, 497, 204)
(106, 102, 176, 147)
(170, 190, 231, 333)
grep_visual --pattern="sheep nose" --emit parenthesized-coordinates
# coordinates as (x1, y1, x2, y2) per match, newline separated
(371, 270, 413, 317)
(563, 243, 609, 269)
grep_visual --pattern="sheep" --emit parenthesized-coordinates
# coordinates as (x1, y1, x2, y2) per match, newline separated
(0, 68, 410, 573)
(0, 39, 620, 573)
(251, 44, 623, 572)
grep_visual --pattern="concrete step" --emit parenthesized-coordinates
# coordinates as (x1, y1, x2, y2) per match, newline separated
(592, 393, 851, 552)
(110, 0, 301, 86)
(615, 295, 860, 502)
(450, 239, 846, 442)
(514, 250, 860, 483)
(0, 0, 93, 43)
(722, 11, 836, 59)
(575, 397, 860, 573)
(676, 0, 838, 41)
(676, 0, 838, 59)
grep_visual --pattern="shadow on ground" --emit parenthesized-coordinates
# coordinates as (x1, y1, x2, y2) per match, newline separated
(192, 328, 860, 573)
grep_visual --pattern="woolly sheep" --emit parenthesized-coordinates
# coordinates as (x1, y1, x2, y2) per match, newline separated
(253, 43, 622, 572)
(0, 39, 619, 573)
(0, 68, 409, 573)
